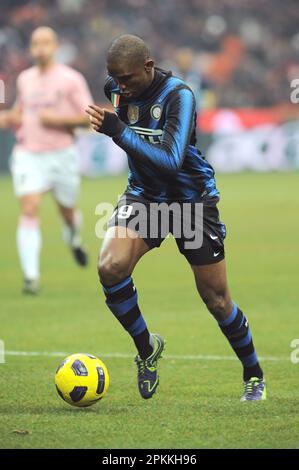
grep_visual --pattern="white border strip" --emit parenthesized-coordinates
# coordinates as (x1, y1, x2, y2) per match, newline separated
(5, 350, 287, 362)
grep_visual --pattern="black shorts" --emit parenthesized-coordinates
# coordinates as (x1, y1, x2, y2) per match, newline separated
(108, 192, 226, 265)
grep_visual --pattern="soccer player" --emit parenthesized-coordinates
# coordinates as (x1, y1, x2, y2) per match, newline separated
(86, 34, 266, 402)
(0, 27, 93, 294)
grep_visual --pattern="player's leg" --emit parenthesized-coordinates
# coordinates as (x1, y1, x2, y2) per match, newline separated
(191, 260, 266, 401)
(56, 202, 88, 266)
(99, 226, 156, 359)
(98, 210, 165, 399)
(52, 146, 87, 266)
(10, 147, 46, 294)
(176, 202, 266, 401)
(17, 193, 42, 294)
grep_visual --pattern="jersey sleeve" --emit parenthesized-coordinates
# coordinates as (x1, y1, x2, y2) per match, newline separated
(68, 72, 93, 112)
(15, 75, 23, 111)
(104, 76, 114, 102)
(113, 87, 195, 173)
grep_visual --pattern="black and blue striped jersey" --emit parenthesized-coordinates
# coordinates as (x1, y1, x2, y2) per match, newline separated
(104, 68, 219, 203)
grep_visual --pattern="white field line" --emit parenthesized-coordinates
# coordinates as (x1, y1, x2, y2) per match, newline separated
(4, 350, 288, 362)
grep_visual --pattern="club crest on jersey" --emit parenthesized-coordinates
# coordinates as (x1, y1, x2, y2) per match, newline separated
(150, 104, 162, 121)
(127, 105, 139, 124)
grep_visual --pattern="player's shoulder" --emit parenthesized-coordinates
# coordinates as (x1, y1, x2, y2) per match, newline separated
(104, 75, 118, 100)
(104, 75, 117, 92)
(167, 73, 193, 95)
(157, 71, 195, 112)
(17, 66, 38, 83)
(54, 63, 87, 83)
(156, 68, 194, 97)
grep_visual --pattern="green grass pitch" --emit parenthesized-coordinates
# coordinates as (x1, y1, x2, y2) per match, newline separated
(0, 172, 298, 449)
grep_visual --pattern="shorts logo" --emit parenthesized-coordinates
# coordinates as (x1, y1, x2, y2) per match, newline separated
(127, 105, 139, 124)
(150, 104, 162, 121)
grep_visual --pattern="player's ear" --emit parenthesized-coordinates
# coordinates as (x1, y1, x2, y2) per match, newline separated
(144, 59, 154, 72)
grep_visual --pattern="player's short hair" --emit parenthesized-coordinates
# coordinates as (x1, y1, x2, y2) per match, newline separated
(107, 34, 150, 67)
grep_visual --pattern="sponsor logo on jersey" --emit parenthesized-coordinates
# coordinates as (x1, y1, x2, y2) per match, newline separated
(127, 105, 139, 124)
(130, 126, 163, 144)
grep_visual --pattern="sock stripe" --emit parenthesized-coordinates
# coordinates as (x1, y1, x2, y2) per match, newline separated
(241, 351, 258, 368)
(116, 305, 140, 329)
(106, 291, 137, 317)
(102, 278, 152, 359)
(230, 330, 252, 349)
(218, 306, 262, 378)
(102, 276, 132, 295)
(233, 341, 255, 358)
(105, 282, 134, 303)
(220, 312, 246, 337)
(218, 303, 238, 327)
(127, 315, 147, 337)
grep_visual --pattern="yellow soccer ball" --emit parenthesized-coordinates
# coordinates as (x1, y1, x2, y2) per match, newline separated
(55, 353, 109, 407)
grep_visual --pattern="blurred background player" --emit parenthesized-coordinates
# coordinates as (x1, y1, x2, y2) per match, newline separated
(172, 47, 203, 110)
(0, 26, 93, 294)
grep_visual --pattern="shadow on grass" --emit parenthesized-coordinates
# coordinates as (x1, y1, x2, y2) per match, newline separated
(0, 401, 136, 416)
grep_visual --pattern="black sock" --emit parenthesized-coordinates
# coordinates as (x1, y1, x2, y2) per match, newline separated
(101, 275, 153, 359)
(218, 303, 263, 381)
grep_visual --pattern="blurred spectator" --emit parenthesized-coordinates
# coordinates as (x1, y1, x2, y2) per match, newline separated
(0, 0, 298, 108)
(171, 48, 204, 110)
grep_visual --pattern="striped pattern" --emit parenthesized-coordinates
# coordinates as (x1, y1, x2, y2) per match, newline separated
(103, 276, 147, 338)
(218, 304, 259, 369)
(111, 92, 120, 108)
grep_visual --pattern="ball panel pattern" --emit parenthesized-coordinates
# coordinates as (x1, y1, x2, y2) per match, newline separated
(69, 386, 88, 402)
(71, 359, 88, 376)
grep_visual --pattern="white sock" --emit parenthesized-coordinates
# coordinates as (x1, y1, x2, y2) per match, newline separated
(62, 210, 82, 248)
(17, 215, 41, 280)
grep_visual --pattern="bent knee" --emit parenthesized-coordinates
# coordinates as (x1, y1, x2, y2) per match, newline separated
(98, 252, 131, 285)
(20, 196, 40, 218)
(21, 205, 39, 218)
(201, 291, 232, 320)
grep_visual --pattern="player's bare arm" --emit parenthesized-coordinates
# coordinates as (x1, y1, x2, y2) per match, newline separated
(0, 105, 22, 128)
(40, 110, 90, 132)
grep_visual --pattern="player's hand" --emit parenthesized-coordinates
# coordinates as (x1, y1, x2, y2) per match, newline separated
(85, 105, 105, 131)
(86, 104, 126, 137)
(0, 110, 22, 128)
(0, 111, 9, 128)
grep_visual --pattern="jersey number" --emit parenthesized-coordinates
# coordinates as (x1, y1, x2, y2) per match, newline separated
(118, 204, 133, 219)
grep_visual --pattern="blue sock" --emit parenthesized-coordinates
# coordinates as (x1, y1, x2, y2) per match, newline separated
(102, 276, 153, 359)
(218, 303, 263, 381)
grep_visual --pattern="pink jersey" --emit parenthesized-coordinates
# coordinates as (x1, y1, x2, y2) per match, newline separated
(15, 63, 93, 152)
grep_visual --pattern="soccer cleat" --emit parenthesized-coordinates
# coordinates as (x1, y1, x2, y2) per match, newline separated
(134, 333, 165, 400)
(62, 215, 88, 267)
(72, 246, 88, 267)
(22, 278, 40, 295)
(240, 377, 267, 402)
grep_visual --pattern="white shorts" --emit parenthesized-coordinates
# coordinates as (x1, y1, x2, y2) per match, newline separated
(10, 145, 80, 208)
